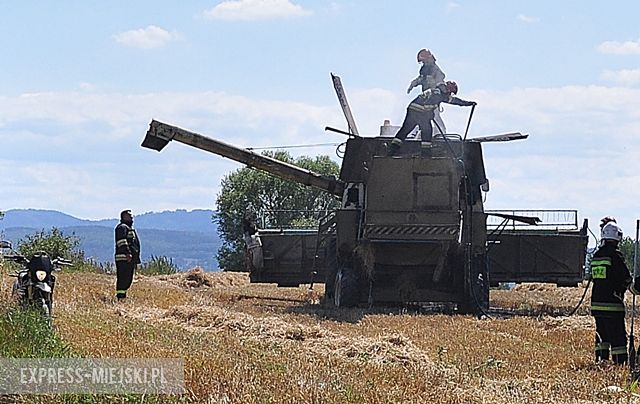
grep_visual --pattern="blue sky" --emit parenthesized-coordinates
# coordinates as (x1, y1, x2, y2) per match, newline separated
(1, 0, 640, 243)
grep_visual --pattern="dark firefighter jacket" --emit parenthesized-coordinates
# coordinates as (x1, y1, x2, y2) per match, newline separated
(416, 63, 445, 92)
(115, 222, 141, 264)
(408, 88, 474, 114)
(590, 243, 631, 318)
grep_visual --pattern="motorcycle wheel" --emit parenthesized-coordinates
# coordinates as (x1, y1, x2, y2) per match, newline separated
(41, 298, 52, 318)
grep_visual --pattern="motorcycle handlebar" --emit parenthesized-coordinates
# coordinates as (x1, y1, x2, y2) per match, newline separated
(3, 254, 72, 269)
(3, 254, 28, 264)
(52, 257, 73, 267)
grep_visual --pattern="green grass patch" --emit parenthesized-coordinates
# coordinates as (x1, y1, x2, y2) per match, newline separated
(138, 256, 179, 276)
(0, 308, 71, 358)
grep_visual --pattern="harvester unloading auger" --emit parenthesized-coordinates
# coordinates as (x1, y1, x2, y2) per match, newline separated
(142, 107, 587, 314)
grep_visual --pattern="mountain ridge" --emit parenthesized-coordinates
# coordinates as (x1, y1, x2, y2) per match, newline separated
(0, 209, 221, 271)
(1, 208, 217, 233)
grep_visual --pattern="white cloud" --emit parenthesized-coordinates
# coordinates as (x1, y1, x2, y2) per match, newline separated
(2, 85, 640, 234)
(517, 14, 539, 23)
(597, 39, 640, 55)
(449, 86, 640, 240)
(203, 0, 312, 21)
(329, 2, 344, 12)
(0, 90, 337, 219)
(446, 2, 460, 12)
(601, 69, 640, 86)
(113, 25, 180, 49)
(78, 82, 96, 91)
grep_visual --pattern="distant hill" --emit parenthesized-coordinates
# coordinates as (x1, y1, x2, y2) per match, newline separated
(1, 209, 85, 229)
(0, 209, 221, 271)
(1, 208, 217, 233)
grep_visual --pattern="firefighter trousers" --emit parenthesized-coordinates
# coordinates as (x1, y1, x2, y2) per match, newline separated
(594, 315, 628, 364)
(394, 108, 434, 142)
(115, 261, 136, 299)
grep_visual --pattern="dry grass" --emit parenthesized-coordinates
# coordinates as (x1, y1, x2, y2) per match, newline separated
(5, 263, 640, 403)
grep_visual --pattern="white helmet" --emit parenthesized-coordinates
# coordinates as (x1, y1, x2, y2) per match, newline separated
(601, 222, 623, 241)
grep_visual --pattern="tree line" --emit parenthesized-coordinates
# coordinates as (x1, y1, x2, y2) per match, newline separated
(213, 150, 340, 270)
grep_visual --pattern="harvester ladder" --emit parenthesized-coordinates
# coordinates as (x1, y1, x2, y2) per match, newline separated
(311, 210, 337, 280)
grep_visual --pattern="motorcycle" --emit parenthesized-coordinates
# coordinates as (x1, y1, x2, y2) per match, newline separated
(6, 251, 71, 319)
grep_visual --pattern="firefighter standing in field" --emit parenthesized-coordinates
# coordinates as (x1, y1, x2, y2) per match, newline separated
(114, 209, 141, 301)
(407, 49, 447, 136)
(388, 81, 476, 156)
(590, 221, 631, 364)
(242, 205, 264, 270)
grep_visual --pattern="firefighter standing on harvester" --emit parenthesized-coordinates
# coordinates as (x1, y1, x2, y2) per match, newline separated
(388, 81, 476, 156)
(590, 220, 632, 364)
(407, 49, 447, 135)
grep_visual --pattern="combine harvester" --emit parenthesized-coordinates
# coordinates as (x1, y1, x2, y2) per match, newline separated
(141, 75, 588, 314)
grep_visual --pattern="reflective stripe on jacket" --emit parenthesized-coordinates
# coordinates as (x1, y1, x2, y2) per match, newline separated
(114, 222, 141, 264)
(408, 89, 474, 113)
(590, 243, 630, 318)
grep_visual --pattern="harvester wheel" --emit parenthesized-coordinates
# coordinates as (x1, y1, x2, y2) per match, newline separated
(459, 254, 489, 316)
(334, 266, 359, 308)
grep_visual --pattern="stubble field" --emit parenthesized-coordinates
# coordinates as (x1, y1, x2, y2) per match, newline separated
(2, 266, 639, 403)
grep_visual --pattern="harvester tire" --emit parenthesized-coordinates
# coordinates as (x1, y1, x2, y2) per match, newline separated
(459, 254, 489, 315)
(334, 266, 359, 308)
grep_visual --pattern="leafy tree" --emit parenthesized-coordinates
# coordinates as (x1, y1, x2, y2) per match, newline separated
(214, 151, 340, 271)
(18, 227, 85, 264)
(620, 237, 639, 274)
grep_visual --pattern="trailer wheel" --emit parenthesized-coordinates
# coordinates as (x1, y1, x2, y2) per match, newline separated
(334, 266, 359, 308)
